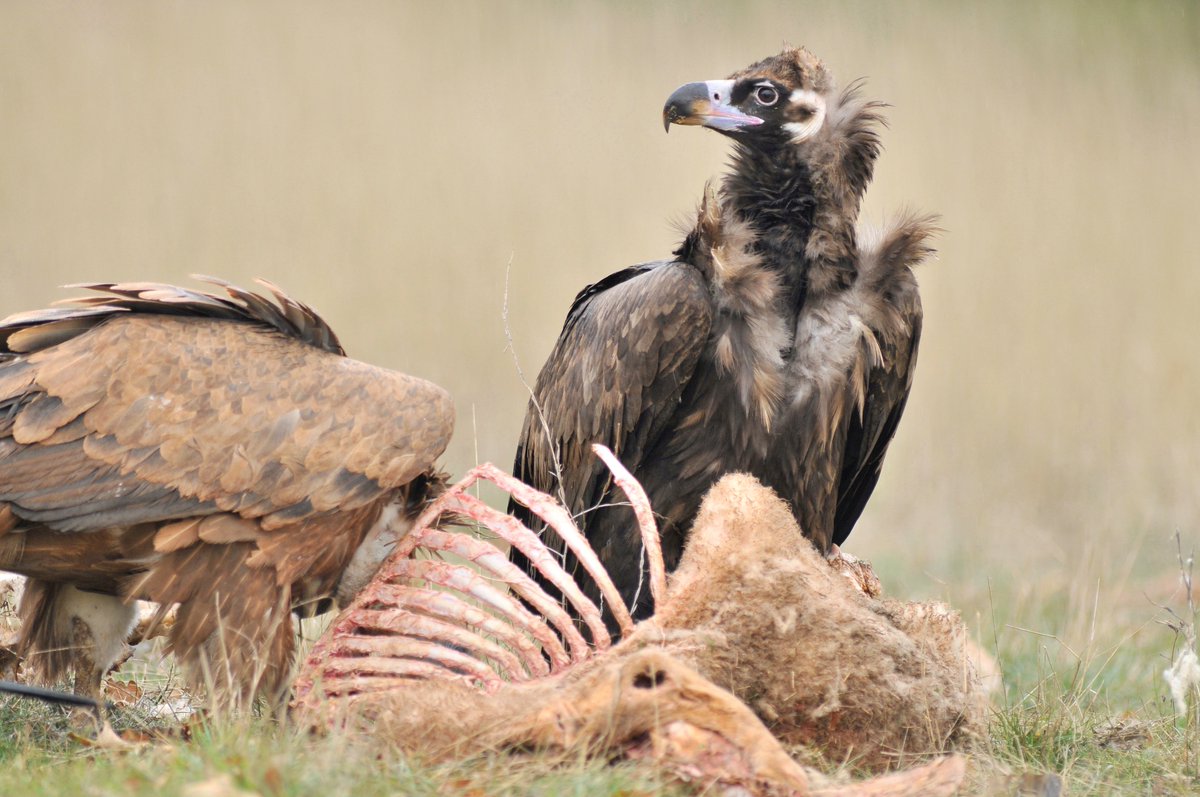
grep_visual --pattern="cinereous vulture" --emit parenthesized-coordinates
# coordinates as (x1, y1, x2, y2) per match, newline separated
(0, 279, 452, 703)
(512, 48, 936, 624)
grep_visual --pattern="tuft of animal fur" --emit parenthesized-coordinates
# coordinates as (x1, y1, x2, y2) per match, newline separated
(643, 473, 979, 767)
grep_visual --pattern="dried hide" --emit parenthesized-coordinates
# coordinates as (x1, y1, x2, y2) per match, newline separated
(637, 473, 980, 766)
(294, 461, 981, 794)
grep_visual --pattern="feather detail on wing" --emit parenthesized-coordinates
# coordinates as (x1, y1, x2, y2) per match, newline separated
(0, 280, 454, 534)
(511, 261, 713, 526)
(832, 212, 939, 545)
(1, 276, 344, 355)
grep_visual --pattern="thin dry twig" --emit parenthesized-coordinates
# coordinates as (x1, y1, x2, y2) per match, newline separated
(1158, 531, 1199, 717)
(501, 256, 568, 510)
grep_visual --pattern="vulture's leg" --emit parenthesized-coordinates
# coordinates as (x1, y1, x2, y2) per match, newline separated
(56, 589, 136, 727)
(17, 583, 136, 707)
(64, 590, 137, 695)
(69, 616, 104, 725)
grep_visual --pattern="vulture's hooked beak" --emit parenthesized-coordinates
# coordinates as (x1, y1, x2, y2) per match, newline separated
(663, 80, 764, 133)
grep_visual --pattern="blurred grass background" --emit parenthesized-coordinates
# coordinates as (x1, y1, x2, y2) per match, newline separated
(1, 0, 1199, 716)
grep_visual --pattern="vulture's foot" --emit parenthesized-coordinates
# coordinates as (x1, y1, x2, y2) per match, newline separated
(826, 543, 883, 598)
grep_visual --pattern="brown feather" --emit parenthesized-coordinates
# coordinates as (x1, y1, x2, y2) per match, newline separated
(252, 500, 384, 588)
(5, 318, 101, 354)
(132, 541, 294, 700)
(154, 518, 202, 552)
(197, 514, 261, 545)
(0, 361, 35, 399)
(12, 395, 78, 444)
(2, 524, 157, 590)
(38, 416, 89, 446)
(15, 580, 73, 684)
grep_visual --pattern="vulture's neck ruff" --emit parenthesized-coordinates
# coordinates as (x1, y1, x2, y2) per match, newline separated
(667, 48, 885, 317)
(724, 85, 884, 316)
(724, 143, 823, 312)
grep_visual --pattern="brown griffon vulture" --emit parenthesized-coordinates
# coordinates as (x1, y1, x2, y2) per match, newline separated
(0, 279, 453, 704)
(512, 48, 936, 624)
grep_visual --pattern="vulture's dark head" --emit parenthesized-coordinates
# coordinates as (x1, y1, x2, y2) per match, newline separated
(663, 47, 834, 154)
(665, 46, 884, 259)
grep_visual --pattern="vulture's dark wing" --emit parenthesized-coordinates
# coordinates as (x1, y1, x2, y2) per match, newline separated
(0, 280, 454, 534)
(832, 216, 934, 546)
(832, 307, 920, 545)
(511, 260, 713, 539)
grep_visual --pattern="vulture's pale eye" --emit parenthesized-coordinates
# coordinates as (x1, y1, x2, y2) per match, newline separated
(754, 86, 779, 106)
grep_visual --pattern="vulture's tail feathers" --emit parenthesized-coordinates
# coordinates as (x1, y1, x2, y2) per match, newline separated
(857, 211, 941, 291)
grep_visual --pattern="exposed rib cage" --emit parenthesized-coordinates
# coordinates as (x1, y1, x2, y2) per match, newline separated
(293, 445, 663, 699)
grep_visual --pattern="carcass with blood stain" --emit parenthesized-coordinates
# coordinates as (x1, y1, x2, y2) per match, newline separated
(293, 446, 983, 795)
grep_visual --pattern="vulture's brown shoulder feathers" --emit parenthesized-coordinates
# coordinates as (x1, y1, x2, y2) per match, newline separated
(0, 278, 453, 701)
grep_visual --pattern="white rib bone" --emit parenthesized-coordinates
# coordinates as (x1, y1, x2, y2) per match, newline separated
(591, 444, 666, 608)
(319, 670, 480, 695)
(296, 457, 666, 702)
(330, 636, 502, 688)
(433, 494, 611, 647)
(468, 463, 635, 635)
(344, 605, 529, 681)
(386, 558, 572, 669)
(357, 585, 549, 678)
(414, 527, 595, 660)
